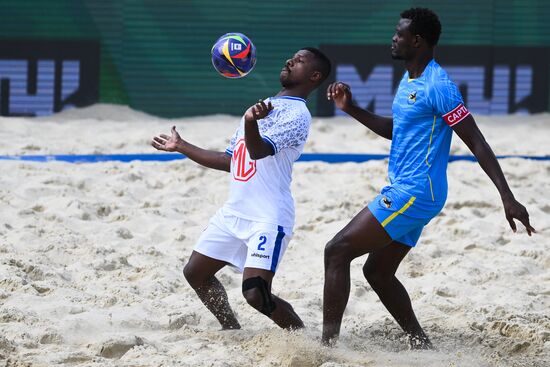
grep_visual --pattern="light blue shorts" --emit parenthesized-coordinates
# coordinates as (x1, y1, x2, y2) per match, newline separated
(367, 189, 443, 247)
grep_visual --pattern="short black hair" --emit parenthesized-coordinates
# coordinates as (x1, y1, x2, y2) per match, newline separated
(400, 8, 442, 47)
(300, 47, 331, 84)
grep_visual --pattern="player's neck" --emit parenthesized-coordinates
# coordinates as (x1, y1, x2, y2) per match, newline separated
(405, 50, 434, 79)
(276, 87, 309, 100)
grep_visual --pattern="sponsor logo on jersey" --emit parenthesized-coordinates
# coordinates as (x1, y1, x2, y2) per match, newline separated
(251, 252, 270, 259)
(231, 138, 257, 181)
(443, 103, 470, 126)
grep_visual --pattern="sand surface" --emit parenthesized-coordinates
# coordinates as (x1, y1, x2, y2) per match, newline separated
(0, 105, 548, 366)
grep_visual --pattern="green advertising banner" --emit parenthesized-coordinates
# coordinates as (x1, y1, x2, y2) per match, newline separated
(1, 0, 549, 117)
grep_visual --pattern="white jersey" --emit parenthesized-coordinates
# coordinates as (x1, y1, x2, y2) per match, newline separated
(223, 96, 311, 228)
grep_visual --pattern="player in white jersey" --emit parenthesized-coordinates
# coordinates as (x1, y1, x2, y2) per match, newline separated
(152, 48, 331, 330)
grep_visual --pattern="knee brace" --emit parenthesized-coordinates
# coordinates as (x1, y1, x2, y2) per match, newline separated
(242, 276, 276, 317)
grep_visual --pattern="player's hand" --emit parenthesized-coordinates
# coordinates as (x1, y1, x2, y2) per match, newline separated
(503, 197, 536, 236)
(151, 126, 183, 152)
(244, 100, 273, 123)
(327, 82, 353, 111)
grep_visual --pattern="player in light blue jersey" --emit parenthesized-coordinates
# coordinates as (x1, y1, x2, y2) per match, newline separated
(322, 8, 535, 348)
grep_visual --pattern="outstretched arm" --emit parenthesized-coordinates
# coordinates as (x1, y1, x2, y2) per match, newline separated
(453, 115, 535, 235)
(151, 126, 231, 172)
(327, 82, 393, 140)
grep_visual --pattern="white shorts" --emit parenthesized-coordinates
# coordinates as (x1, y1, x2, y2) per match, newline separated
(194, 208, 292, 273)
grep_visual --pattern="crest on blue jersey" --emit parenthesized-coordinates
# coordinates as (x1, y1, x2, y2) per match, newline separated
(407, 91, 417, 104)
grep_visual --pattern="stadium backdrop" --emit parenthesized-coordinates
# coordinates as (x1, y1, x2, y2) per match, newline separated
(0, 0, 549, 118)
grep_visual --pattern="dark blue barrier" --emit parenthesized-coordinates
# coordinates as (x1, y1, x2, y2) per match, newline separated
(0, 153, 549, 163)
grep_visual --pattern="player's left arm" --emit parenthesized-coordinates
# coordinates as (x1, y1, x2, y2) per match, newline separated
(243, 100, 275, 160)
(452, 115, 536, 235)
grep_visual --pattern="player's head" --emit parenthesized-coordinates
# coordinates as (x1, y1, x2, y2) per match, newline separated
(391, 8, 441, 60)
(280, 47, 331, 90)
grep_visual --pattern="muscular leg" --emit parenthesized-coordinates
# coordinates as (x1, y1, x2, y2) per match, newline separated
(242, 267, 304, 330)
(363, 243, 432, 349)
(322, 207, 393, 345)
(183, 251, 240, 329)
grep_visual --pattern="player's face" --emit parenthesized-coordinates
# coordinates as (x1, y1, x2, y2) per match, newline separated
(280, 50, 316, 87)
(391, 18, 415, 60)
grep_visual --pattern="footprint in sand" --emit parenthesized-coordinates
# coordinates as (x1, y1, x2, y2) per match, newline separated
(0, 336, 16, 358)
(168, 313, 201, 330)
(435, 287, 456, 298)
(116, 227, 133, 239)
(98, 336, 144, 359)
(39, 331, 64, 345)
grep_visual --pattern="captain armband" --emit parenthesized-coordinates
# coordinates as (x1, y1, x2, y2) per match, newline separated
(442, 104, 470, 127)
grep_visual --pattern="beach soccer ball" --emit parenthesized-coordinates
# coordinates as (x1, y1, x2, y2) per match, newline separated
(211, 33, 256, 78)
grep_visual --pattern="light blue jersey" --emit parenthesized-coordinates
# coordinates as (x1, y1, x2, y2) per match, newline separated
(368, 59, 470, 246)
(389, 59, 468, 205)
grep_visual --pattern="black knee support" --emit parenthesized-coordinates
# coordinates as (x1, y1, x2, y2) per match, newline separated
(242, 276, 276, 316)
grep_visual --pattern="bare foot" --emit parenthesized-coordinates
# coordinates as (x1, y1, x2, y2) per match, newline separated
(220, 319, 241, 330)
(321, 335, 338, 347)
(409, 334, 433, 350)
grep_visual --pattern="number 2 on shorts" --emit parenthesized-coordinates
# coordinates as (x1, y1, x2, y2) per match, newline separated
(257, 235, 267, 251)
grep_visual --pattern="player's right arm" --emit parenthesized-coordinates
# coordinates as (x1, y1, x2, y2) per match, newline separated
(151, 126, 230, 172)
(327, 82, 393, 140)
